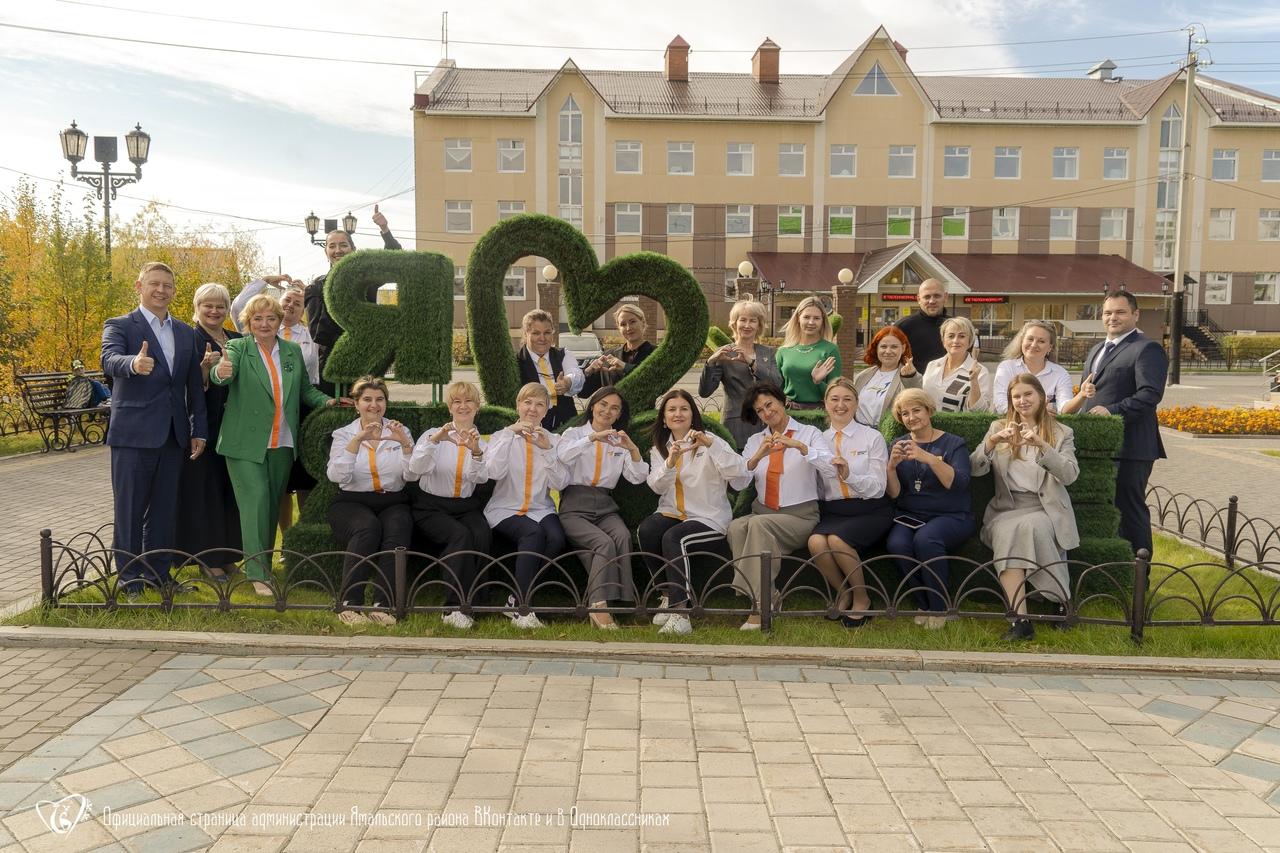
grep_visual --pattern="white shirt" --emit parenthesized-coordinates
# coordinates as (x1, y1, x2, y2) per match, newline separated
(529, 348, 585, 399)
(407, 427, 489, 498)
(820, 421, 889, 502)
(740, 418, 834, 509)
(923, 354, 990, 412)
(992, 358, 1075, 414)
(483, 427, 567, 525)
(856, 369, 898, 427)
(1091, 328, 1139, 374)
(646, 434, 750, 534)
(138, 306, 175, 373)
(233, 279, 319, 383)
(557, 424, 649, 490)
(327, 418, 413, 493)
(255, 340, 294, 449)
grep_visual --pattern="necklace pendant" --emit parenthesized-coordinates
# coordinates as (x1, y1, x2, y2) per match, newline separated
(913, 479, 923, 492)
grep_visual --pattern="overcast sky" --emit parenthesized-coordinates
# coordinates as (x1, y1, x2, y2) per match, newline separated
(2, 0, 1278, 283)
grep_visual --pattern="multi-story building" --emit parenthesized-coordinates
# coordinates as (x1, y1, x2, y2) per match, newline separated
(412, 25, 1280, 352)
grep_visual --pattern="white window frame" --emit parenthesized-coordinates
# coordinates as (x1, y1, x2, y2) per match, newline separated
(1052, 147, 1079, 180)
(992, 207, 1019, 239)
(558, 168, 583, 229)
(828, 205, 855, 239)
(943, 146, 970, 179)
(615, 202, 642, 236)
(1102, 147, 1128, 180)
(1100, 208, 1127, 240)
(1154, 210, 1176, 271)
(1212, 149, 1238, 181)
(667, 141, 694, 175)
(445, 200, 472, 233)
(1260, 209, 1280, 241)
(778, 205, 805, 238)
(725, 204, 753, 236)
(453, 265, 466, 300)
(1208, 208, 1235, 241)
(888, 145, 915, 178)
(497, 139, 525, 173)
(444, 138, 471, 172)
(829, 144, 856, 177)
(1049, 207, 1076, 240)
(1264, 150, 1280, 182)
(558, 96, 582, 163)
(723, 270, 740, 303)
(994, 146, 1021, 179)
(666, 203, 693, 236)
(726, 142, 754, 177)
(853, 62, 897, 96)
(614, 140, 642, 174)
(887, 206, 914, 238)
(940, 207, 968, 239)
(1203, 272, 1230, 305)
(497, 200, 525, 221)
(778, 143, 806, 177)
(1254, 273, 1278, 305)
(503, 266, 526, 301)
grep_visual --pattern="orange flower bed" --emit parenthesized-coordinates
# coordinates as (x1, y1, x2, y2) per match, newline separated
(1159, 406, 1280, 435)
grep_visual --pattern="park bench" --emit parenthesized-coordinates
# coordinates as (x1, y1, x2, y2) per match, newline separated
(16, 371, 111, 453)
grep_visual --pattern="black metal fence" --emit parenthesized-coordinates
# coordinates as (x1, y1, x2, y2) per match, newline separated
(1147, 487, 1280, 567)
(0, 397, 39, 438)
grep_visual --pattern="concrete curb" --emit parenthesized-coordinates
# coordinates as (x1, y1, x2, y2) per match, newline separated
(1, 625, 1278, 680)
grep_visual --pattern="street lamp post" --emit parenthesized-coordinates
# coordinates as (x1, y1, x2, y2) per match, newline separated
(305, 211, 358, 246)
(59, 120, 150, 284)
(1161, 278, 1171, 351)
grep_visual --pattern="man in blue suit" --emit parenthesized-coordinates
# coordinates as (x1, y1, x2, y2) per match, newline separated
(101, 261, 208, 594)
(1078, 290, 1168, 558)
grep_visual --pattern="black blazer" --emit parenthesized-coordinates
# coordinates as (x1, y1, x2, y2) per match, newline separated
(1081, 331, 1168, 461)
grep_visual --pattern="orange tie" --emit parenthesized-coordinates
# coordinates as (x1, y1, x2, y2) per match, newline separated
(452, 444, 467, 498)
(257, 342, 284, 449)
(516, 437, 535, 515)
(537, 356, 558, 405)
(763, 429, 795, 510)
(590, 440, 604, 487)
(366, 443, 384, 492)
(283, 326, 293, 341)
(834, 432, 851, 499)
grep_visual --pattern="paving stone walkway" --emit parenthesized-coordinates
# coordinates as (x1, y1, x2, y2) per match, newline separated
(0, 649, 1277, 852)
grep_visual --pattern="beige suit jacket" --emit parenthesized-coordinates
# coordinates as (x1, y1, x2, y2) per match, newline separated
(969, 420, 1081, 551)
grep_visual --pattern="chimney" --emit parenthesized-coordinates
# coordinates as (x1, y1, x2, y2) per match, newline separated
(752, 37, 780, 84)
(893, 40, 908, 62)
(1088, 59, 1117, 81)
(665, 35, 689, 83)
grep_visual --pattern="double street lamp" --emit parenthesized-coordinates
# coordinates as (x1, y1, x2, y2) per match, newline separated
(305, 211, 358, 246)
(58, 120, 151, 283)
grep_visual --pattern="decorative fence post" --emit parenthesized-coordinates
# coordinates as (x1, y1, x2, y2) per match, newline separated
(759, 552, 773, 633)
(394, 547, 407, 621)
(1130, 549, 1150, 645)
(1224, 495, 1239, 570)
(40, 529, 53, 604)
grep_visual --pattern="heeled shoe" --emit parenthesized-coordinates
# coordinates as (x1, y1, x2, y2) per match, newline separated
(1004, 618, 1035, 641)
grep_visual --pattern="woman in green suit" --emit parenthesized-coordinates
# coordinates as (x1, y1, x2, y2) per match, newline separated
(212, 293, 336, 595)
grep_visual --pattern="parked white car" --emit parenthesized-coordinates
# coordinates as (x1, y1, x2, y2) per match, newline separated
(559, 332, 603, 365)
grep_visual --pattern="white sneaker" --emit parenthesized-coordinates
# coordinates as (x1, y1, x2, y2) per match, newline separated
(658, 614, 692, 635)
(739, 619, 762, 632)
(512, 612, 544, 630)
(442, 611, 474, 630)
(504, 595, 519, 621)
(652, 594, 672, 626)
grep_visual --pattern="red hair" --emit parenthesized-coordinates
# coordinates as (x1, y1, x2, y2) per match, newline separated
(864, 326, 913, 367)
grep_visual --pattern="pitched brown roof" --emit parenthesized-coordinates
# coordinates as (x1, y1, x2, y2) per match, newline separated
(931, 254, 1167, 295)
(746, 251, 864, 288)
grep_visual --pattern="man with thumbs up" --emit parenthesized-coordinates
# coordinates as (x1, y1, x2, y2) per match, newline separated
(101, 261, 208, 595)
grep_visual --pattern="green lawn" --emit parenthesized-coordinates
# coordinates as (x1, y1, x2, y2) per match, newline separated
(1261, 450, 1280, 459)
(0, 434, 45, 457)
(9, 533, 1279, 659)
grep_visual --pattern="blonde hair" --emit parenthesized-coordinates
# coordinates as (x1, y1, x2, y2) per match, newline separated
(939, 316, 977, 351)
(191, 282, 230, 324)
(782, 296, 834, 347)
(350, 375, 390, 402)
(515, 382, 550, 405)
(136, 261, 174, 281)
(521, 309, 555, 332)
(614, 303, 646, 326)
(892, 388, 936, 425)
(999, 373, 1058, 454)
(823, 376, 859, 402)
(1001, 319, 1058, 360)
(237, 293, 282, 332)
(444, 380, 481, 406)
(729, 299, 768, 332)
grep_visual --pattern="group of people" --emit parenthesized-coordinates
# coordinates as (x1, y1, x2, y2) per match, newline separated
(101, 224, 1167, 638)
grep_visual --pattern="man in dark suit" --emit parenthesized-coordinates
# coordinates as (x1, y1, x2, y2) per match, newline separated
(516, 308, 584, 430)
(1078, 290, 1168, 557)
(101, 261, 208, 594)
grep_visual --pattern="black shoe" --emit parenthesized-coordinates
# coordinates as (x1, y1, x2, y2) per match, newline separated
(1004, 618, 1034, 641)
(840, 614, 873, 629)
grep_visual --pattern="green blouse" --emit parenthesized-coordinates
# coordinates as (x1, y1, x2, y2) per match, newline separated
(776, 339, 842, 404)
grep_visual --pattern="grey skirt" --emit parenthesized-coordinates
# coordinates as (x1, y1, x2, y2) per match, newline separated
(981, 490, 1070, 602)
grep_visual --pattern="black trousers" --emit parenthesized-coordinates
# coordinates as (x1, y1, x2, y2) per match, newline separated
(1115, 458, 1155, 557)
(411, 490, 491, 607)
(328, 490, 412, 608)
(493, 514, 566, 601)
(638, 514, 720, 607)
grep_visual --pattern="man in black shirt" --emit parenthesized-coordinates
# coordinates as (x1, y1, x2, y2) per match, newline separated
(895, 278, 948, 374)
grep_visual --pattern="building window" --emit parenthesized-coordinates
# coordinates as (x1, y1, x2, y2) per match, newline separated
(503, 266, 526, 300)
(453, 266, 466, 300)
(992, 207, 1019, 239)
(726, 204, 753, 236)
(615, 141, 642, 174)
(667, 203, 693, 235)
(1103, 147, 1128, 180)
(1260, 209, 1280, 241)
(1255, 273, 1278, 304)
(778, 143, 805, 177)
(829, 206, 854, 238)
(943, 146, 970, 179)
(723, 270, 739, 302)
(1076, 304, 1102, 321)
(498, 139, 525, 172)
(667, 141, 694, 175)
(615, 202, 642, 236)
(1212, 149, 1238, 181)
(445, 200, 471, 233)
(1100, 208, 1127, 240)
(778, 205, 805, 237)
(1154, 210, 1175, 271)
(994, 146, 1020, 179)
(726, 143, 753, 176)
(1204, 272, 1230, 305)
(1264, 150, 1280, 182)
(1156, 150, 1180, 209)
(830, 144, 856, 177)
(888, 145, 915, 178)
(558, 169, 582, 228)
(1052, 147, 1079, 179)
(1160, 105, 1182, 147)
(854, 62, 897, 95)
(444, 138, 471, 171)
(1208, 208, 1235, 240)
(1024, 303, 1066, 321)
(1049, 207, 1076, 239)
(941, 207, 968, 238)
(887, 206, 913, 238)
(558, 95, 582, 163)
(498, 200, 525, 221)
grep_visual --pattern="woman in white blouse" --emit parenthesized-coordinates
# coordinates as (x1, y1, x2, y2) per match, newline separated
(852, 326, 922, 427)
(992, 320, 1074, 415)
(640, 389, 750, 635)
(483, 383, 568, 629)
(729, 382, 834, 631)
(326, 376, 414, 626)
(406, 381, 489, 631)
(922, 316, 990, 413)
(558, 385, 649, 629)
(807, 378, 893, 628)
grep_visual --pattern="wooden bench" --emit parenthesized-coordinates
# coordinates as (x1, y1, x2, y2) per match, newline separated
(16, 371, 111, 452)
